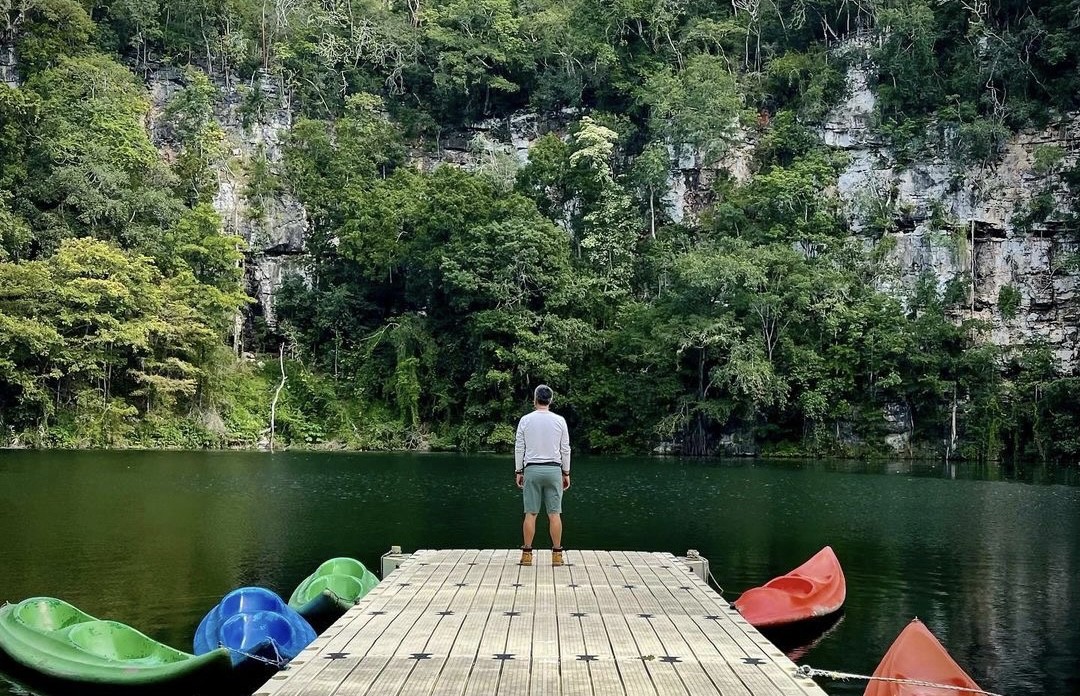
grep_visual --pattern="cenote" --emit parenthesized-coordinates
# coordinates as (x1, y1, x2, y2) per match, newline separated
(0, 451, 1077, 695)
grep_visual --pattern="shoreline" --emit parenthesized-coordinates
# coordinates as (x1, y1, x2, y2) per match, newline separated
(2, 441, 1065, 466)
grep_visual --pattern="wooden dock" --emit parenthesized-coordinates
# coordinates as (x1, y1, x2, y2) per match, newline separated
(254, 549, 827, 696)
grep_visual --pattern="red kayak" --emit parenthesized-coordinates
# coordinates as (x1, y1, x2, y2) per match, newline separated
(865, 619, 982, 696)
(734, 546, 845, 627)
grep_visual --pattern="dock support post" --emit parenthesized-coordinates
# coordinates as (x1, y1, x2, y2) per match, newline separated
(677, 549, 710, 584)
(381, 546, 411, 578)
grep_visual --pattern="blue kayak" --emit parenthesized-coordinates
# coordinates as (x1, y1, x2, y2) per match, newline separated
(194, 587, 316, 668)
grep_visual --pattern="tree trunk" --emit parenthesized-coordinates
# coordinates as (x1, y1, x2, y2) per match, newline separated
(269, 343, 287, 452)
(970, 218, 976, 318)
(648, 188, 656, 239)
(684, 347, 710, 457)
(947, 384, 958, 460)
(232, 311, 243, 357)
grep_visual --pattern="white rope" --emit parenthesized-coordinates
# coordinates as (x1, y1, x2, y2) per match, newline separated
(797, 665, 1005, 696)
(706, 567, 725, 596)
(222, 639, 288, 668)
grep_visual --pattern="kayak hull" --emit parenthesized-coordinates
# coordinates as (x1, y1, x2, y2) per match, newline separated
(865, 619, 982, 696)
(0, 598, 232, 694)
(194, 587, 316, 667)
(734, 546, 846, 628)
(291, 590, 357, 635)
(288, 558, 379, 633)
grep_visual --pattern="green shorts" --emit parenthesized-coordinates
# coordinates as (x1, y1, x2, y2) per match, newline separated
(523, 466, 564, 514)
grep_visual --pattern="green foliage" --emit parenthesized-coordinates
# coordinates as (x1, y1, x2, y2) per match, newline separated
(0, 85, 39, 193)
(998, 284, 1022, 321)
(639, 53, 743, 165)
(0, 191, 33, 261)
(870, 0, 1080, 156)
(763, 50, 846, 121)
(1033, 145, 1066, 175)
(23, 54, 182, 259)
(164, 68, 224, 205)
(244, 145, 282, 226)
(423, 0, 523, 112)
(14, 0, 95, 75)
(873, 1, 943, 119)
(948, 115, 1009, 165)
(3, 0, 1078, 463)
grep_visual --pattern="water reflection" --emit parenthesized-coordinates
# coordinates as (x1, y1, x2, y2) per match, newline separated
(761, 611, 845, 663)
(0, 452, 1077, 696)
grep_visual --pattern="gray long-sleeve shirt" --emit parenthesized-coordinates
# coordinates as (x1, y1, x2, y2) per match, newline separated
(514, 410, 571, 474)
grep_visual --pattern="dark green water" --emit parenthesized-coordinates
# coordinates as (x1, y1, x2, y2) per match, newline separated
(0, 452, 1078, 695)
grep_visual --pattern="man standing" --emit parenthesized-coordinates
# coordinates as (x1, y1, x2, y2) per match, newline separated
(514, 384, 571, 566)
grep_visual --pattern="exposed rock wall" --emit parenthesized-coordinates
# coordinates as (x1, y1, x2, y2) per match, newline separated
(827, 62, 1080, 373)
(148, 68, 308, 331)
(1, 34, 17, 86)
(1, 3, 23, 86)
(144, 57, 1079, 380)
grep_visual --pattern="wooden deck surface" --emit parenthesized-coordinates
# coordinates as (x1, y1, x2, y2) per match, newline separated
(253, 550, 827, 696)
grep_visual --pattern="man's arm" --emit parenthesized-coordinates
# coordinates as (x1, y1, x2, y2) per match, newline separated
(514, 418, 525, 473)
(559, 417, 571, 473)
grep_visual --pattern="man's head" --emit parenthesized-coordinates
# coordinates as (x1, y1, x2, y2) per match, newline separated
(533, 384, 553, 406)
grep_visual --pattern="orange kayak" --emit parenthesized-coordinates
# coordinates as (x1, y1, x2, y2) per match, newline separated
(734, 546, 845, 627)
(865, 619, 982, 696)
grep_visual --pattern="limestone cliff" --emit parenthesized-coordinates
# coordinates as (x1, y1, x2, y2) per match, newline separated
(144, 62, 1078, 378)
(148, 68, 308, 333)
(658, 60, 1079, 375)
(825, 63, 1079, 373)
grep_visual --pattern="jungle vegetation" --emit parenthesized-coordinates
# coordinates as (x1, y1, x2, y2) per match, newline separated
(1, 0, 1079, 461)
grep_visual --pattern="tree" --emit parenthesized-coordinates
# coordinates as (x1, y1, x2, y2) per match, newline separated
(0, 84, 37, 190)
(25, 54, 181, 258)
(11, 0, 93, 75)
(100, 0, 161, 69)
(565, 117, 640, 295)
(631, 141, 670, 239)
(639, 52, 743, 165)
(164, 67, 224, 205)
(0, 191, 31, 260)
(423, 0, 525, 114)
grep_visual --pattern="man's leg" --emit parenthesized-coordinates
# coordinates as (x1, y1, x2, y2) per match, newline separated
(520, 513, 537, 566)
(523, 513, 537, 548)
(548, 513, 562, 548)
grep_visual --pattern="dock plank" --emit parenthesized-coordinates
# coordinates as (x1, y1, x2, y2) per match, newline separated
(255, 557, 445, 696)
(578, 552, 657, 696)
(255, 550, 829, 696)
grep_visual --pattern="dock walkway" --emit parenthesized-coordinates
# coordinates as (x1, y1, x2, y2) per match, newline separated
(254, 549, 827, 695)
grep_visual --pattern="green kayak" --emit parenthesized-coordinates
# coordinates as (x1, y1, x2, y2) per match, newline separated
(287, 557, 379, 633)
(0, 597, 232, 694)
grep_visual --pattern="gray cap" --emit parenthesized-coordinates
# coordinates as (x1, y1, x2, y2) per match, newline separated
(534, 384, 553, 405)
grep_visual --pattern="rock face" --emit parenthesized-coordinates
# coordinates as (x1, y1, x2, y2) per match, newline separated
(0, 40, 16, 86)
(1, 12, 21, 87)
(428, 111, 574, 169)
(145, 56, 1078, 379)
(825, 61, 1080, 372)
(148, 68, 309, 331)
(882, 402, 914, 453)
(213, 74, 309, 331)
(648, 57, 1080, 381)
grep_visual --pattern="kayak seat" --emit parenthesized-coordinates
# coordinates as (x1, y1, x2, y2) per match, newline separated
(16, 599, 86, 633)
(316, 558, 366, 578)
(219, 587, 286, 617)
(220, 612, 295, 654)
(67, 621, 176, 663)
(763, 576, 816, 595)
(309, 575, 363, 603)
